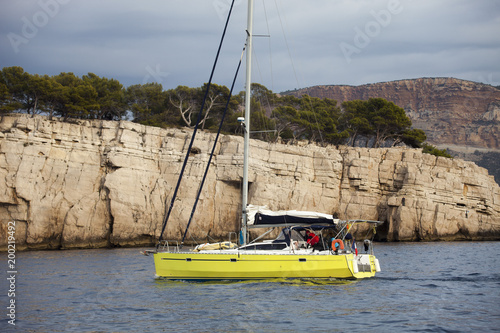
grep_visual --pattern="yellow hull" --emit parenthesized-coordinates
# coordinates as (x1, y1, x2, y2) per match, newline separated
(153, 251, 378, 280)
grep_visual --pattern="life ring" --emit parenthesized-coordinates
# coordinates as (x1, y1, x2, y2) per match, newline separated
(331, 239, 344, 251)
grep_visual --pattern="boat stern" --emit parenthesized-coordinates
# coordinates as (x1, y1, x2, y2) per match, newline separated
(351, 254, 380, 279)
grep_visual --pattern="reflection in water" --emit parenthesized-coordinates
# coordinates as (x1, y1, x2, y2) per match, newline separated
(153, 277, 355, 286)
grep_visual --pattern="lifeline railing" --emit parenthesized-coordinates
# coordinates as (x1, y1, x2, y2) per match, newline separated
(157, 240, 180, 253)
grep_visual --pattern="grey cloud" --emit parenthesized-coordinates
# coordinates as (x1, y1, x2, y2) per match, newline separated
(1, 0, 498, 92)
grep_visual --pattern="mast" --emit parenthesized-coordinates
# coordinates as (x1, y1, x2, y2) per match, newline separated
(241, 0, 254, 245)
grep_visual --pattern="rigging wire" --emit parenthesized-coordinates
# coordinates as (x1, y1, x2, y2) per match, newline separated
(272, 0, 299, 92)
(273, 0, 325, 145)
(246, 1, 277, 142)
(181, 45, 246, 245)
(261, 0, 274, 91)
(157, 0, 236, 247)
(251, 47, 277, 142)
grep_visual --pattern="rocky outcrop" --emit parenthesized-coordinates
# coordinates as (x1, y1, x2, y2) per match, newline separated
(1, 114, 499, 250)
(286, 78, 500, 182)
(287, 77, 500, 148)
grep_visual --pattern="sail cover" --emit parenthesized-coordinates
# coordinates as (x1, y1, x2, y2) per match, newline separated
(247, 205, 339, 228)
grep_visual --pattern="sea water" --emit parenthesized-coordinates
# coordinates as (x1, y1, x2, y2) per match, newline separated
(1, 242, 499, 332)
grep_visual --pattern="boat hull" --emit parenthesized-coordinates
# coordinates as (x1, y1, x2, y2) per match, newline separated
(153, 251, 378, 280)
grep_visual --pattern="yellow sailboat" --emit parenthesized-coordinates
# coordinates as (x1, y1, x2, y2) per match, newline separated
(154, 251, 378, 280)
(151, 0, 382, 281)
(153, 205, 382, 280)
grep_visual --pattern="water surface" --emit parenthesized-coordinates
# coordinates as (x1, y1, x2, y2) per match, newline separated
(2, 242, 499, 332)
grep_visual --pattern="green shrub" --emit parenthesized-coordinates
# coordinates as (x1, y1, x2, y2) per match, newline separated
(422, 143, 453, 158)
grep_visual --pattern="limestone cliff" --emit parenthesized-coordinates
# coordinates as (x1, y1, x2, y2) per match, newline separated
(1, 114, 499, 250)
(286, 78, 500, 182)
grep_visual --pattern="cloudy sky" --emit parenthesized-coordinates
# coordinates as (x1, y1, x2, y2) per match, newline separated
(1, 0, 499, 93)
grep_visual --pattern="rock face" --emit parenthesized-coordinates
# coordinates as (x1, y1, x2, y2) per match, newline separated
(286, 78, 500, 182)
(1, 114, 499, 250)
(287, 77, 500, 148)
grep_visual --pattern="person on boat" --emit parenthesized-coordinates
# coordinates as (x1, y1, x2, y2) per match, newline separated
(305, 229, 319, 247)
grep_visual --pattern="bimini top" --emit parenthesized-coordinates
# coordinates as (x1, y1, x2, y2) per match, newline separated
(247, 205, 339, 228)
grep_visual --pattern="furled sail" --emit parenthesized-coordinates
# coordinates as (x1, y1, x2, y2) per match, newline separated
(246, 205, 339, 228)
